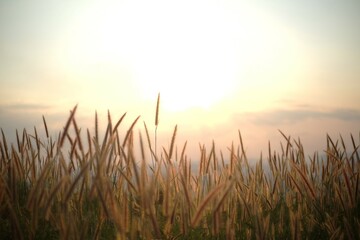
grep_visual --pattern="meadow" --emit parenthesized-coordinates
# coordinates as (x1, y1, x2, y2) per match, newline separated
(0, 100, 359, 239)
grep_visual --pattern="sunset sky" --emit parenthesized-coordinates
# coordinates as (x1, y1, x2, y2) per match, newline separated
(1, 0, 359, 160)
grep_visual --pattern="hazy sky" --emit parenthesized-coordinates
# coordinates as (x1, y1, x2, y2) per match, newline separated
(1, 0, 360, 160)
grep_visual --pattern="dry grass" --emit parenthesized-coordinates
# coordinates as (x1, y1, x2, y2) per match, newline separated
(0, 102, 359, 239)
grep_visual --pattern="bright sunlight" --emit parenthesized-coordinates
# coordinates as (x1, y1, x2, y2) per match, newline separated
(65, 0, 308, 112)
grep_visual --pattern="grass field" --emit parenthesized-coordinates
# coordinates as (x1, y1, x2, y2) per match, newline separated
(1, 102, 359, 239)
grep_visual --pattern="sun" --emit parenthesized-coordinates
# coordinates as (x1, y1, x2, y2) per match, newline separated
(66, 0, 241, 112)
(131, 33, 239, 111)
(122, 1, 240, 112)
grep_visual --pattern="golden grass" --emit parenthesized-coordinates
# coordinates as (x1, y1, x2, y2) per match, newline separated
(0, 103, 359, 239)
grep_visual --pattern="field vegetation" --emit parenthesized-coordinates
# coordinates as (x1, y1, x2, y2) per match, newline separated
(1, 98, 359, 239)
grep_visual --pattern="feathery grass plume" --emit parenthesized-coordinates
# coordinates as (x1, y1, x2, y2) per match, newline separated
(327, 134, 340, 158)
(198, 144, 205, 176)
(205, 142, 214, 175)
(220, 150, 225, 169)
(211, 141, 217, 172)
(349, 145, 359, 171)
(86, 128, 93, 158)
(167, 125, 177, 164)
(107, 148, 118, 176)
(143, 122, 157, 167)
(162, 146, 169, 162)
(1, 128, 10, 160)
(143, 122, 152, 149)
(155, 93, 160, 158)
(229, 143, 235, 174)
(118, 168, 137, 194)
(350, 133, 360, 162)
(16, 130, 22, 154)
(238, 130, 247, 161)
(122, 115, 140, 148)
(138, 131, 146, 163)
(95, 110, 99, 145)
(107, 110, 113, 133)
(112, 112, 127, 134)
(72, 116, 84, 159)
(340, 134, 348, 158)
(101, 124, 112, 154)
(289, 174, 304, 197)
(155, 92, 160, 127)
(178, 140, 187, 167)
(31, 127, 42, 163)
(291, 161, 316, 200)
(59, 104, 78, 148)
(10, 147, 24, 186)
(69, 138, 78, 171)
(42, 115, 49, 139)
(279, 129, 292, 156)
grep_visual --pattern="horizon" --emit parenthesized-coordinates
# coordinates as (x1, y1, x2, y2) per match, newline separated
(1, 103, 358, 162)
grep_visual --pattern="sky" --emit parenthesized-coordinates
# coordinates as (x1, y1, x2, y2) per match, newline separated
(1, 0, 360, 161)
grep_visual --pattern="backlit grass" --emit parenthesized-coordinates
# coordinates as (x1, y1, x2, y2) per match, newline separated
(0, 103, 359, 239)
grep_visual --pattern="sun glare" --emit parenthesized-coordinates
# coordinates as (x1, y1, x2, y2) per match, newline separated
(65, 0, 309, 113)
(123, 1, 240, 111)
(66, 0, 242, 111)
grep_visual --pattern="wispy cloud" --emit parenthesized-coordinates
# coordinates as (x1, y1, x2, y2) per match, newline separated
(330, 109, 360, 121)
(0, 103, 51, 111)
(0, 103, 65, 140)
(235, 107, 360, 126)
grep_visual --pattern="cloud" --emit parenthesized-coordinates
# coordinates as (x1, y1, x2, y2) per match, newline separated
(0, 103, 51, 112)
(239, 107, 360, 126)
(0, 103, 67, 142)
(330, 109, 360, 121)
